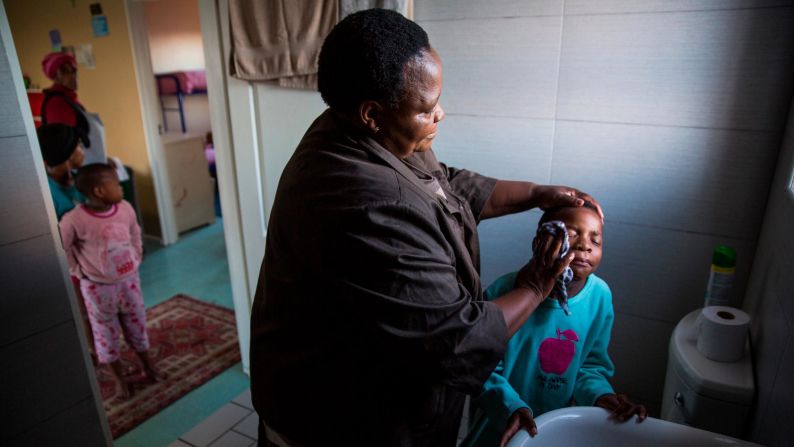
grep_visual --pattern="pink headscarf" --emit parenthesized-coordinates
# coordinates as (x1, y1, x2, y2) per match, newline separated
(41, 52, 77, 80)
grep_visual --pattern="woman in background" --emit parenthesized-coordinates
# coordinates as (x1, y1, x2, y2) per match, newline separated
(40, 53, 86, 137)
(38, 123, 95, 365)
(40, 51, 105, 165)
(37, 123, 84, 220)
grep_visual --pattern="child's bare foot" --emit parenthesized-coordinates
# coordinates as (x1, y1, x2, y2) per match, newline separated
(117, 379, 133, 399)
(145, 365, 168, 382)
(109, 360, 134, 398)
(136, 350, 167, 381)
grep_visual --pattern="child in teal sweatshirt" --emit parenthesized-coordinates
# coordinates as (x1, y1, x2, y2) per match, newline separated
(464, 204, 646, 446)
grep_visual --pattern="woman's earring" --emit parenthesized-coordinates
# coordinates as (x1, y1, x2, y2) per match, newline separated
(374, 126, 380, 134)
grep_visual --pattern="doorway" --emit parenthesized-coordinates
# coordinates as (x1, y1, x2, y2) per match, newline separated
(3, 0, 249, 444)
(119, 1, 251, 445)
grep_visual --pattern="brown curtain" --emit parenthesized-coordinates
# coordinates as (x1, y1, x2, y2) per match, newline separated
(229, 0, 338, 90)
(229, 0, 414, 90)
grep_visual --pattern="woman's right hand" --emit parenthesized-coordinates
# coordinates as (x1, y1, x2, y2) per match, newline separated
(500, 407, 538, 447)
(513, 230, 574, 299)
(492, 227, 573, 336)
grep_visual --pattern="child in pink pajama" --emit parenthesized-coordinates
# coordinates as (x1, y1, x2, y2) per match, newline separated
(60, 163, 165, 398)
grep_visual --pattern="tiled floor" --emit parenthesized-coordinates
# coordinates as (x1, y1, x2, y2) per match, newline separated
(139, 219, 234, 309)
(169, 389, 259, 447)
(114, 219, 250, 446)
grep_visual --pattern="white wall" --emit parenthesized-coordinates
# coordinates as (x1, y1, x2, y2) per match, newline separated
(144, 0, 206, 73)
(416, 0, 793, 419)
(145, 0, 212, 135)
(742, 97, 794, 447)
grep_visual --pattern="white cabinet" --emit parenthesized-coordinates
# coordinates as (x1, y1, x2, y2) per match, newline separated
(162, 133, 215, 234)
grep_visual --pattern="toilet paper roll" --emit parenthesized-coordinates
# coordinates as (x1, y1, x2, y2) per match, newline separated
(696, 306, 751, 362)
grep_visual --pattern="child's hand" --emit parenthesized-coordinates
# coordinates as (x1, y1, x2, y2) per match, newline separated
(596, 393, 648, 422)
(499, 407, 537, 447)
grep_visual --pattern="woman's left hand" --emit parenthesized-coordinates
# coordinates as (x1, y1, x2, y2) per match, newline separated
(532, 184, 604, 220)
(596, 393, 648, 422)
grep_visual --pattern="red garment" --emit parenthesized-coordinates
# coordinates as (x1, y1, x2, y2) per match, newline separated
(42, 83, 82, 127)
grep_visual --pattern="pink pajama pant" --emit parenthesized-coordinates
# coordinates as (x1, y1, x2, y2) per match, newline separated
(80, 274, 149, 364)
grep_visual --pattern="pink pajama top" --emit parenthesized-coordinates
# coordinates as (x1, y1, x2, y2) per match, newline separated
(59, 201, 142, 284)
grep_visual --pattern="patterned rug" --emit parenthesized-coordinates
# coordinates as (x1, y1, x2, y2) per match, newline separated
(95, 295, 241, 438)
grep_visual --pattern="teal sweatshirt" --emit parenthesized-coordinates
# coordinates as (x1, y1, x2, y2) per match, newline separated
(47, 176, 84, 220)
(463, 272, 615, 446)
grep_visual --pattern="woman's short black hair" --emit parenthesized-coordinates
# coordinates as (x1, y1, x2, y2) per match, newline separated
(318, 8, 430, 114)
(37, 123, 79, 167)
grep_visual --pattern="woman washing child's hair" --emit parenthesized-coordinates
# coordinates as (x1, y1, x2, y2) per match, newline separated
(59, 163, 165, 398)
(250, 9, 604, 445)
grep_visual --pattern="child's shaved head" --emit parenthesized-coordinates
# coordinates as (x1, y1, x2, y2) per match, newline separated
(539, 201, 600, 226)
(75, 163, 116, 197)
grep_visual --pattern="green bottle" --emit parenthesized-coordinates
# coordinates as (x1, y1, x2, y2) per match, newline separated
(704, 245, 737, 307)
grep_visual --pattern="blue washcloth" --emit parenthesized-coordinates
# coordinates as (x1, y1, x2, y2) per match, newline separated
(537, 220, 574, 316)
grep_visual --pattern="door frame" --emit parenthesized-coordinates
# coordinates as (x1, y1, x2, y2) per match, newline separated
(198, 0, 252, 372)
(123, 0, 179, 246)
(125, 0, 252, 372)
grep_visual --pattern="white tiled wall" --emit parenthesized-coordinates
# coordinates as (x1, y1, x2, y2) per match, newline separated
(742, 101, 794, 447)
(416, 1, 794, 433)
(557, 8, 794, 131)
(432, 115, 554, 182)
(597, 221, 755, 324)
(551, 121, 779, 238)
(415, 0, 563, 21)
(563, 0, 794, 15)
(424, 16, 563, 118)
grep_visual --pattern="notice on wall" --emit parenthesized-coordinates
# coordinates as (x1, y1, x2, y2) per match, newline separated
(75, 44, 96, 69)
(90, 3, 109, 37)
(49, 29, 62, 51)
(91, 15, 109, 37)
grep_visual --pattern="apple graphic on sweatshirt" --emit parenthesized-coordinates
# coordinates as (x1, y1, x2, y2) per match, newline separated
(538, 328, 579, 375)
